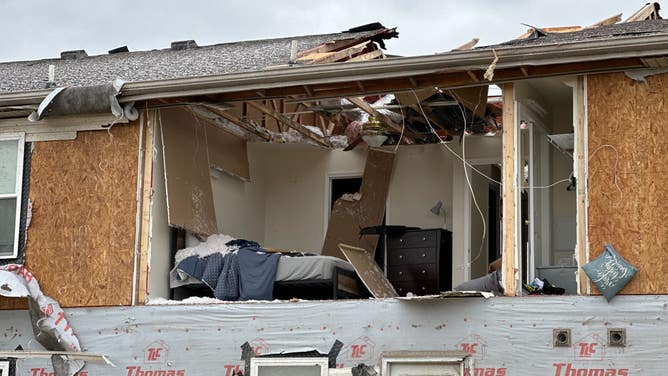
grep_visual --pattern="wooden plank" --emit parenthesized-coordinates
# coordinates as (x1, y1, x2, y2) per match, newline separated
(347, 49, 384, 62)
(159, 107, 218, 236)
(339, 244, 398, 298)
(299, 41, 371, 65)
(246, 101, 330, 147)
(501, 83, 518, 296)
(322, 149, 395, 260)
(136, 110, 155, 304)
(587, 13, 622, 28)
(199, 105, 271, 141)
(573, 76, 588, 295)
(346, 97, 415, 144)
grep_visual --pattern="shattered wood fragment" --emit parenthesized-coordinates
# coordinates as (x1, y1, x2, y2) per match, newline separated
(339, 244, 398, 299)
(322, 148, 395, 259)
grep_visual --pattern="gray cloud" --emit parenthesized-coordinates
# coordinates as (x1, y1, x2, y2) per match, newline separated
(0, 1, 644, 62)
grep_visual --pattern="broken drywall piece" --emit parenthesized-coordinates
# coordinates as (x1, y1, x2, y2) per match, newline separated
(339, 244, 398, 298)
(340, 192, 362, 201)
(624, 68, 668, 83)
(322, 148, 395, 260)
(205, 123, 251, 181)
(160, 107, 218, 236)
(0, 264, 84, 376)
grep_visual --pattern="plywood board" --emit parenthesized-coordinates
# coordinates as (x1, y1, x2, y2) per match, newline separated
(339, 243, 397, 298)
(587, 72, 668, 294)
(205, 123, 250, 181)
(0, 124, 140, 309)
(159, 107, 218, 236)
(322, 148, 395, 260)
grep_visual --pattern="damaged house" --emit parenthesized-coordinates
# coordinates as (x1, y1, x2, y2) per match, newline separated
(0, 3, 667, 375)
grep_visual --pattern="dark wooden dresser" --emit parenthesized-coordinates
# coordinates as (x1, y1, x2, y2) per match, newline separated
(386, 228, 452, 296)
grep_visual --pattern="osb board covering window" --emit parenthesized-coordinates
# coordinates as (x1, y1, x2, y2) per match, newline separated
(0, 124, 140, 309)
(587, 72, 668, 294)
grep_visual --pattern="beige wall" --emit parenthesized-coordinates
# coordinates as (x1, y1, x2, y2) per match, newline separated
(210, 142, 267, 243)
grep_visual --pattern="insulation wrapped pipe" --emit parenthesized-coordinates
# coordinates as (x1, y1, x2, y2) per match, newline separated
(29, 78, 134, 121)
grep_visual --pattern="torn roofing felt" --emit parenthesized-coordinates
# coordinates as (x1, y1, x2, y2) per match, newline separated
(0, 24, 398, 94)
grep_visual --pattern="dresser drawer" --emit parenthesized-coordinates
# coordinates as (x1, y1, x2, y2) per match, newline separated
(388, 230, 438, 249)
(387, 264, 437, 282)
(393, 281, 438, 296)
(388, 247, 436, 266)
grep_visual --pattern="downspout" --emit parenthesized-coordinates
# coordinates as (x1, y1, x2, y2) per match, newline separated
(131, 110, 146, 305)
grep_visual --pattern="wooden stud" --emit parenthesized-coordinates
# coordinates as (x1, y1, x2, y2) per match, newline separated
(246, 101, 331, 147)
(502, 83, 519, 296)
(573, 75, 589, 295)
(136, 109, 155, 305)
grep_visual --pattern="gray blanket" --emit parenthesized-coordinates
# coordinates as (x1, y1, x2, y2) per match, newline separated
(175, 248, 280, 301)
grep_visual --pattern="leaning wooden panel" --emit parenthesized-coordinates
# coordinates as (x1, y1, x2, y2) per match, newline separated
(587, 72, 668, 294)
(160, 107, 218, 236)
(19, 124, 139, 307)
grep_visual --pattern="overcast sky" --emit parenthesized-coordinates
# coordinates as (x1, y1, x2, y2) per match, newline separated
(0, 1, 649, 63)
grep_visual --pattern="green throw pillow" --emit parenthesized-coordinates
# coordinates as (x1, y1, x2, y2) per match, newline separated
(582, 244, 638, 301)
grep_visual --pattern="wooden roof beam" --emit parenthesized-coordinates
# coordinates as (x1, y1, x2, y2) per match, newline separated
(346, 96, 415, 144)
(299, 41, 372, 65)
(246, 101, 331, 147)
(195, 104, 271, 141)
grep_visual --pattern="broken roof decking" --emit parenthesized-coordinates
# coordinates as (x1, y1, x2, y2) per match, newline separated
(0, 26, 397, 93)
(493, 18, 668, 48)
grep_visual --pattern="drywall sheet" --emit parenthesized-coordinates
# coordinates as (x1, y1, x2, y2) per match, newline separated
(160, 107, 218, 236)
(205, 124, 250, 181)
(339, 244, 397, 298)
(0, 295, 666, 375)
(322, 148, 395, 260)
(0, 125, 140, 309)
(587, 72, 668, 294)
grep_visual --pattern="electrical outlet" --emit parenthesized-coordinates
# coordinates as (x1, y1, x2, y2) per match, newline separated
(553, 329, 571, 347)
(608, 328, 626, 347)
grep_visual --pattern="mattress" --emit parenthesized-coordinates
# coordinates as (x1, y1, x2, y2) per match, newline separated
(170, 254, 355, 288)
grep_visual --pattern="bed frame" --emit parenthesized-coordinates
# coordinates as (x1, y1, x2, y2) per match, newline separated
(172, 266, 368, 301)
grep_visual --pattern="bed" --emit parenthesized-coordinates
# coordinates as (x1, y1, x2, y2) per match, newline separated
(170, 253, 368, 301)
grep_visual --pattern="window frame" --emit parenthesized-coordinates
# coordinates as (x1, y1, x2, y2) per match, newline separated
(250, 357, 328, 376)
(0, 132, 25, 259)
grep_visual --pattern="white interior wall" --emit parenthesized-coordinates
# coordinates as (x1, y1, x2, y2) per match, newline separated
(148, 123, 173, 300)
(210, 142, 267, 243)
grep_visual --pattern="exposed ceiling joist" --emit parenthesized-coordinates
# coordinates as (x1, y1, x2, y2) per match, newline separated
(246, 101, 331, 147)
(196, 104, 271, 141)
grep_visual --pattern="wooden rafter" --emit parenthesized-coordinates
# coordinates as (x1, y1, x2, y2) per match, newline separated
(246, 101, 331, 147)
(346, 96, 415, 144)
(298, 41, 372, 65)
(348, 49, 384, 62)
(195, 104, 271, 141)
